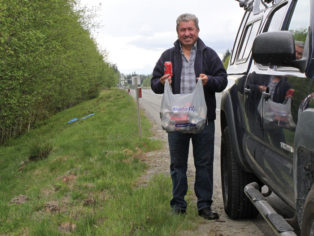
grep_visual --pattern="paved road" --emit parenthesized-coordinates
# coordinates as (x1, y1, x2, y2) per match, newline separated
(130, 88, 275, 235)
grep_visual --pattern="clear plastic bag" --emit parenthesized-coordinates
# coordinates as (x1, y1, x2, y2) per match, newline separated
(160, 79, 207, 133)
(257, 97, 296, 129)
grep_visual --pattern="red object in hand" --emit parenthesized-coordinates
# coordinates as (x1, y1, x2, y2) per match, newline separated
(283, 88, 295, 104)
(164, 61, 173, 77)
(285, 89, 295, 98)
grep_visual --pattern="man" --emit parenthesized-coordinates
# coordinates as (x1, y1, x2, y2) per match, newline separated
(295, 40, 304, 60)
(151, 13, 227, 220)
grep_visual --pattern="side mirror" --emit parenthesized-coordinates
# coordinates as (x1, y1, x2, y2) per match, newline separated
(252, 31, 304, 70)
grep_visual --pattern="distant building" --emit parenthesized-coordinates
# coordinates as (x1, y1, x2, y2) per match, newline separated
(119, 75, 127, 87)
(131, 76, 141, 87)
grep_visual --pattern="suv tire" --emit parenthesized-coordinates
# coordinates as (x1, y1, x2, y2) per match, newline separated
(221, 126, 259, 219)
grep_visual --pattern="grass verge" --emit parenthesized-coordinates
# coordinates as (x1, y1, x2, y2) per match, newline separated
(0, 89, 199, 235)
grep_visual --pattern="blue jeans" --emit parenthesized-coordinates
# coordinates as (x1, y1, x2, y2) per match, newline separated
(168, 121, 215, 211)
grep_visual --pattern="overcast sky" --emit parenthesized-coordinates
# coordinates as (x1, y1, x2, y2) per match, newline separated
(77, 0, 244, 75)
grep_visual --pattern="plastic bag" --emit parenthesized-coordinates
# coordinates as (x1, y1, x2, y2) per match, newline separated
(160, 79, 207, 133)
(257, 97, 295, 129)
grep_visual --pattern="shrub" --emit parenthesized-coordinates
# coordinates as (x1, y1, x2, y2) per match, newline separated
(28, 140, 53, 161)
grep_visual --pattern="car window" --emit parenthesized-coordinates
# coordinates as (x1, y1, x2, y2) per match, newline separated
(264, 2, 289, 32)
(288, 0, 310, 60)
(236, 19, 261, 63)
(230, 11, 250, 65)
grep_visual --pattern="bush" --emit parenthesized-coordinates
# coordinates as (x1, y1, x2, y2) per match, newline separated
(28, 140, 53, 161)
(0, 0, 119, 144)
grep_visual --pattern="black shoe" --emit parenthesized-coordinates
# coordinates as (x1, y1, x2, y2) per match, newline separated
(172, 208, 186, 215)
(198, 207, 219, 220)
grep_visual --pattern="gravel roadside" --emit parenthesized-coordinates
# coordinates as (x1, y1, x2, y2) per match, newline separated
(138, 117, 270, 235)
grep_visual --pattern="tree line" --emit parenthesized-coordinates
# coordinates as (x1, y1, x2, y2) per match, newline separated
(0, 0, 119, 144)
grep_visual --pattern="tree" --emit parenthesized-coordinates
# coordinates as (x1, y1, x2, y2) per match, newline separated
(0, 0, 120, 144)
(222, 50, 231, 69)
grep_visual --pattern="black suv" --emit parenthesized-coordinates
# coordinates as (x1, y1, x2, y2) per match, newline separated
(220, 0, 314, 235)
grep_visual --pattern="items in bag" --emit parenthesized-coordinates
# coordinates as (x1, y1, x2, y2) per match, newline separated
(160, 110, 206, 132)
(160, 79, 207, 133)
(258, 96, 295, 129)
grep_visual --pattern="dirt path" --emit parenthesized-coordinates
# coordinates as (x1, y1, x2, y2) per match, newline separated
(138, 118, 271, 236)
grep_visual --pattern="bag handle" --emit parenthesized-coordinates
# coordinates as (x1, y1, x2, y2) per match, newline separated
(165, 78, 203, 95)
(164, 79, 173, 94)
(193, 78, 204, 95)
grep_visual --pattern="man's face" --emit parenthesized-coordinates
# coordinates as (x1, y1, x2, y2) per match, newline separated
(177, 20, 199, 48)
(295, 45, 304, 60)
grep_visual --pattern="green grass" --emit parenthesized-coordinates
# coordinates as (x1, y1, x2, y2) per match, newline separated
(0, 89, 199, 235)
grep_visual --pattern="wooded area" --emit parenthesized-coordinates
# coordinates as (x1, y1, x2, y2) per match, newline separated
(0, 0, 119, 144)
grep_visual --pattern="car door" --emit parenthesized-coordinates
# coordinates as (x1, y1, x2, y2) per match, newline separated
(231, 10, 263, 158)
(242, 1, 291, 187)
(246, 0, 312, 207)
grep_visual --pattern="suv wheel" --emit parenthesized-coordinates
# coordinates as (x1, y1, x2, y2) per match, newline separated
(221, 126, 259, 219)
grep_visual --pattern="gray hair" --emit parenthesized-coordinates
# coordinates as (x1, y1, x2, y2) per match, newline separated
(295, 40, 304, 49)
(176, 13, 199, 31)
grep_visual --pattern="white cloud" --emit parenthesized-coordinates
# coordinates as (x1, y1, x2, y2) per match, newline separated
(77, 0, 244, 74)
(129, 32, 176, 50)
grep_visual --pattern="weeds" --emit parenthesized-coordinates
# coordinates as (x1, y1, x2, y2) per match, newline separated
(28, 139, 53, 161)
(0, 89, 197, 235)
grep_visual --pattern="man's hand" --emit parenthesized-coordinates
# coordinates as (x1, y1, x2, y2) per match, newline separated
(198, 73, 208, 85)
(160, 74, 172, 85)
(258, 85, 267, 92)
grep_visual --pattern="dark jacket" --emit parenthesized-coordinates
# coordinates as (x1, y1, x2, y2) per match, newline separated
(151, 38, 227, 120)
(247, 73, 291, 104)
(272, 78, 291, 103)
